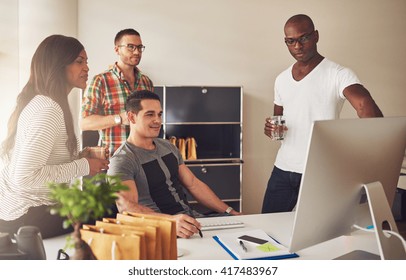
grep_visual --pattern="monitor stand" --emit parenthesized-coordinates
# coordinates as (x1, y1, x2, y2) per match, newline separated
(362, 181, 406, 260)
(334, 250, 380, 260)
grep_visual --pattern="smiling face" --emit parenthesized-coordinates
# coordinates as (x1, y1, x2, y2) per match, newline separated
(129, 99, 163, 140)
(284, 20, 319, 63)
(115, 34, 143, 67)
(65, 49, 89, 91)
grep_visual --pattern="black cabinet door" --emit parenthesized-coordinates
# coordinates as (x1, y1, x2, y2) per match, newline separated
(165, 86, 241, 123)
(186, 164, 241, 200)
(153, 86, 164, 103)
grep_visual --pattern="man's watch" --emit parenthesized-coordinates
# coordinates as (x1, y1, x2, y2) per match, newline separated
(225, 206, 233, 214)
(114, 114, 122, 125)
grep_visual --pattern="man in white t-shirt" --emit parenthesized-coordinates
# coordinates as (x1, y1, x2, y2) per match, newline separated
(262, 14, 383, 213)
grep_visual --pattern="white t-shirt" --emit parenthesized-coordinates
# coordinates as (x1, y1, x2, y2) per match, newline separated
(274, 58, 360, 173)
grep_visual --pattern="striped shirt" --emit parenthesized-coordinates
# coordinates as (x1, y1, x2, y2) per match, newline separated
(0, 95, 89, 221)
(81, 63, 153, 156)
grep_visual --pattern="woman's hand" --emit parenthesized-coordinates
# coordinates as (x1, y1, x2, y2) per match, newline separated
(86, 157, 109, 176)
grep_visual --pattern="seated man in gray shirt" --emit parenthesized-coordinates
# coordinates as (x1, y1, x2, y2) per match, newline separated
(107, 90, 241, 238)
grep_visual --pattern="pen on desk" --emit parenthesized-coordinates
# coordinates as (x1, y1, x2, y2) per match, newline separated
(239, 240, 247, 252)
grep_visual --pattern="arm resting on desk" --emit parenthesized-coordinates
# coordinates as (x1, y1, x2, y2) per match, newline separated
(116, 179, 201, 239)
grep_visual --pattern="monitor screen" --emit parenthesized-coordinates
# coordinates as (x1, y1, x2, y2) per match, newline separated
(289, 117, 406, 256)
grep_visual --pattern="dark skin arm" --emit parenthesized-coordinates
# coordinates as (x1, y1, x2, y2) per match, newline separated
(264, 105, 284, 138)
(343, 84, 383, 118)
(264, 84, 383, 138)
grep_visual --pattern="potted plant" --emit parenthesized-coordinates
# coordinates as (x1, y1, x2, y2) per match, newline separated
(48, 173, 127, 260)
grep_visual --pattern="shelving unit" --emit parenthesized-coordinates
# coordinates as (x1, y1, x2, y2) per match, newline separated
(82, 86, 244, 213)
(156, 86, 243, 212)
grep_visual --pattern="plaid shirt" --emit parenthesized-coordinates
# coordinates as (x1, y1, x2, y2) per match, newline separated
(81, 63, 153, 156)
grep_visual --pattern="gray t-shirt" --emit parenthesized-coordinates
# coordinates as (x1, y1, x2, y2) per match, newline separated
(108, 138, 202, 217)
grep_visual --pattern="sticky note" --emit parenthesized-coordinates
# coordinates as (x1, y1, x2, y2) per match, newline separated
(256, 242, 280, 252)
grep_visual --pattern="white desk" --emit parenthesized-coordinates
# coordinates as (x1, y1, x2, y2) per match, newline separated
(398, 175, 406, 191)
(178, 212, 379, 260)
(43, 212, 379, 260)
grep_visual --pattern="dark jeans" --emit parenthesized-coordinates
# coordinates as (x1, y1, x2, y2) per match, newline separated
(261, 166, 302, 213)
(0, 205, 73, 239)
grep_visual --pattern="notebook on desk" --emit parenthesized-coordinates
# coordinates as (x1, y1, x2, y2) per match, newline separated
(213, 229, 299, 260)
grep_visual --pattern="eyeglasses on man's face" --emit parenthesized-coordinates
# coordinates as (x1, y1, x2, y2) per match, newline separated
(118, 44, 146, 52)
(284, 30, 315, 46)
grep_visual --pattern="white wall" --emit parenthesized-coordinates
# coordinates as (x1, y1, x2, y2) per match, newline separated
(0, 0, 18, 147)
(0, 0, 79, 150)
(2, 0, 406, 214)
(77, 0, 406, 214)
(19, 0, 81, 136)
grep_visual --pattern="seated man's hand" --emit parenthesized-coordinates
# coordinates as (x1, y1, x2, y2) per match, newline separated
(173, 214, 201, 239)
(230, 209, 243, 215)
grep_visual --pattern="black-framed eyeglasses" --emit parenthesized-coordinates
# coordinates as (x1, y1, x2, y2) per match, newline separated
(284, 30, 315, 46)
(118, 44, 146, 52)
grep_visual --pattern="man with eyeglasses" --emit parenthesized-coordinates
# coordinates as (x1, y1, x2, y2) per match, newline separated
(81, 28, 153, 157)
(262, 14, 383, 213)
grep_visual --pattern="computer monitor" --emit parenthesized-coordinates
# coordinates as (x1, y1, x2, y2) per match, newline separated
(289, 117, 406, 259)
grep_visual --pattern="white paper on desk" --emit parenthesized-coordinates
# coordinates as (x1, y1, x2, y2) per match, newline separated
(214, 229, 291, 260)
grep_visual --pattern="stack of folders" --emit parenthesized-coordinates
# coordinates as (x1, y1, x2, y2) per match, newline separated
(213, 229, 298, 260)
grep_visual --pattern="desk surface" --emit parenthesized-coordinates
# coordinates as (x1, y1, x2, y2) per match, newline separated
(398, 176, 406, 190)
(178, 212, 378, 260)
(43, 212, 379, 260)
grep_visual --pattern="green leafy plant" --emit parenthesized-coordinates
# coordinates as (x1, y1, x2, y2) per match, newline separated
(48, 173, 128, 259)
